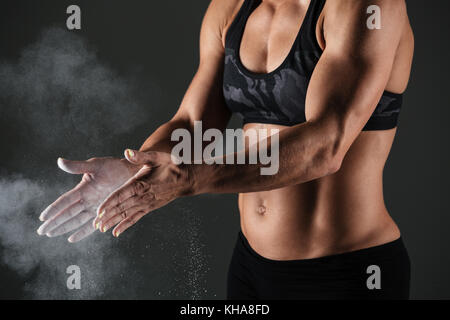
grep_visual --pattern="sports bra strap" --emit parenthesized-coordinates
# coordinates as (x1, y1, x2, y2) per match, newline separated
(225, 0, 255, 50)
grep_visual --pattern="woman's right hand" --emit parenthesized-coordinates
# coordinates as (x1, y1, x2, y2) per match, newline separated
(37, 157, 140, 242)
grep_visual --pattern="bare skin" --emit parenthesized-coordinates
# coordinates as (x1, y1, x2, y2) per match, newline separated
(37, 157, 139, 242)
(227, 0, 414, 259)
(39, 0, 414, 264)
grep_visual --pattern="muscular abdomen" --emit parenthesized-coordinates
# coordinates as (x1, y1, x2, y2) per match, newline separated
(240, 124, 401, 260)
(234, 1, 413, 261)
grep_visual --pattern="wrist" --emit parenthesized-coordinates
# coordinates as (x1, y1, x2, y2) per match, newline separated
(182, 163, 205, 196)
(181, 163, 199, 196)
(185, 162, 221, 196)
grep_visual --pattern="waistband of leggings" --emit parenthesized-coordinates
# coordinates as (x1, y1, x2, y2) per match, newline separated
(237, 230, 407, 267)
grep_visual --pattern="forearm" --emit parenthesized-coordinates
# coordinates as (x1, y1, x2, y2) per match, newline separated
(191, 121, 342, 195)
(139, 118, 192, 154)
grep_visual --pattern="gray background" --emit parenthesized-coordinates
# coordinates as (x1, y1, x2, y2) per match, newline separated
(0, 0, 448, 299)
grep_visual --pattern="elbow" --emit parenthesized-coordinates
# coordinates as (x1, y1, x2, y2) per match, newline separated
(306, 143, 343, 181)
(318, 132, 345, 177)
(324, 154, 343, 176)
(322, 117, 348, 176)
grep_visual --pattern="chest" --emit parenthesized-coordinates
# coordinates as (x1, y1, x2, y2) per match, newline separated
(239, 1, 312, 74)
(222, 0, 325, 126)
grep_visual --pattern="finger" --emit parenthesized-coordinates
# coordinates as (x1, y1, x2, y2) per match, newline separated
(47, 211, 94, 237)
(97, 178, 151, 216)
(67, 220, 96, 243)
(37, 199, 85, 235)
(94, 194, 143, 229)
(124, 149, 172, 166)
(112, 200, 168, 237)
(112, 210, 148, 237)
(100, 204, 147, 233)
(57, 157, 97, 175)
(96, 185, 135, 217)
(38, 187, 82, 222)
(124, 149, 155, 165)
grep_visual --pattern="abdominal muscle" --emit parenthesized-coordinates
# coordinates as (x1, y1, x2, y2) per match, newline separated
(239, 123, 401, 260)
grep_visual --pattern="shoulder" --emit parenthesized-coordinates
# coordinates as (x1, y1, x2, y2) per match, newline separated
(323, 0, 406, 19)
(322, 0, 407, 34)
(322, 0, 408, 54)
(202, 0, 244, 47)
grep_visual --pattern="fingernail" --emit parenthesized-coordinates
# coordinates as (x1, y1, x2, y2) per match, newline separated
(115, 230, 121, 237)
(102, 225, 107, 233)
(95, 222, 100, 230)
(37, 226, 44, 235)
(99, 210, 105, 218)
(126, 149, 135, 158)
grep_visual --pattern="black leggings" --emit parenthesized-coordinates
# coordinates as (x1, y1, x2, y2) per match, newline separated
(227, 231, 410, 300)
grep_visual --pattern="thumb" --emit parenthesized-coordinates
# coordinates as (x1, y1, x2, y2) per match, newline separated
(57, 157, 96, 174)
(124, 149, 170, 166)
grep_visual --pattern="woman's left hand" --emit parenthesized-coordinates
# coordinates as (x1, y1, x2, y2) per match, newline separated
(93, 149, 194, 237)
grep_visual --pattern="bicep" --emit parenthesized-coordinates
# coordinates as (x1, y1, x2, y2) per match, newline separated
(305, 0, 406, 155)
(173, 0, 231, 131)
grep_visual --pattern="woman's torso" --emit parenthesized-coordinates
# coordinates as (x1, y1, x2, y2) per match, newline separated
(222, 0, 414, 260)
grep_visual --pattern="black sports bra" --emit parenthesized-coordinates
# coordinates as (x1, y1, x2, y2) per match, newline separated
(223, 0, 403, 130)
